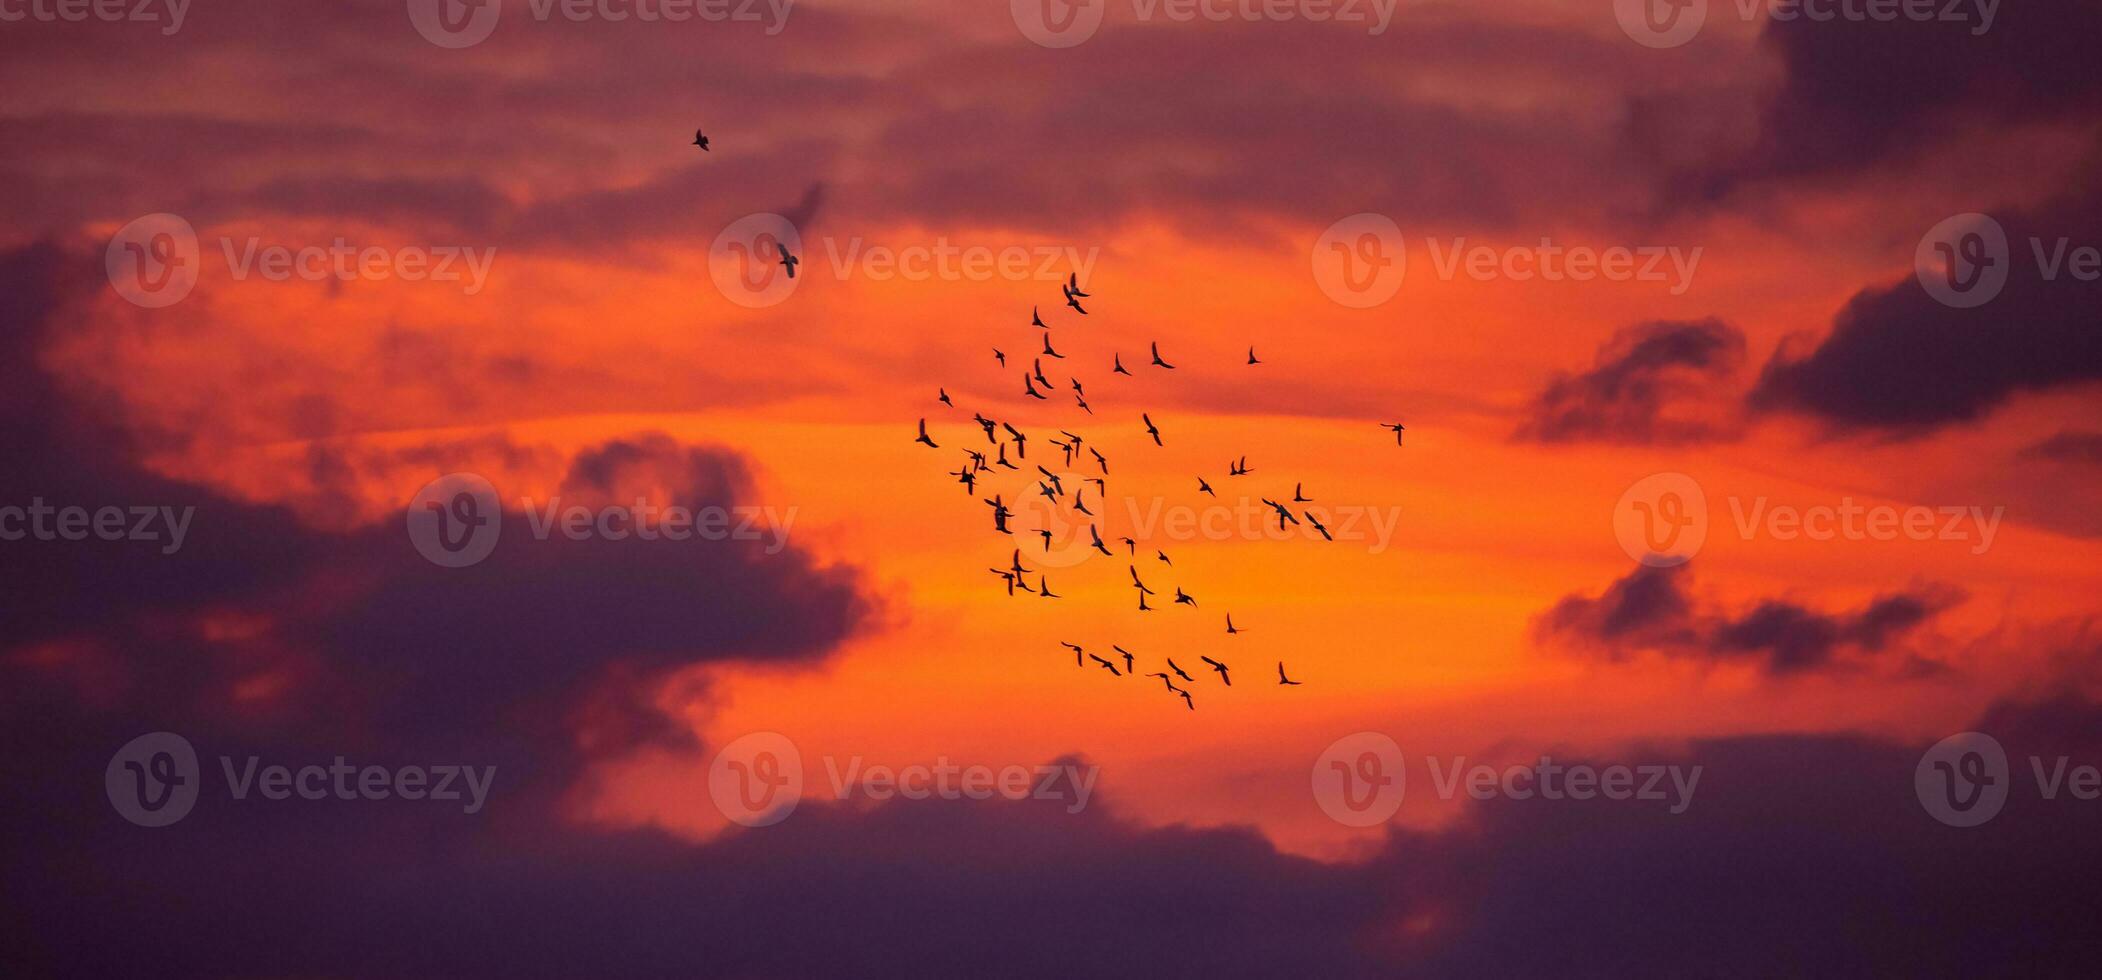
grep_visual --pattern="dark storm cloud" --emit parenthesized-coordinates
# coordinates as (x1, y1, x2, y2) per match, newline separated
(1513, 318, 1746, 445)
(1536, 564, 1961, 675)
(1747, 169, 2102, 432)
(0, 239, 871, 780)
(12, 682, 2102, 976)
(1703, 0, 2102, 193)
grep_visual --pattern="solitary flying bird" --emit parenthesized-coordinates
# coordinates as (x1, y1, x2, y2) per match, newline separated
(1197, 477, 1215, 496)
(1142, 413, 1163, 447)
(1033, 307, 1049, 329)
(1306, 512, 1333, 541)
(1042, 334, 1064, 359)
(915, 419, 938, 448)
(1384, 422, 1407, 445)
(1293, 483, 1311, 502)
(994, 348, 1006, 367)
(939, 388, 953, 407)
(1247, 346, 1260, 365)
(1226, 613, 1244, 635)
(1201, 656, 1231, 686)
(1113, 354, 1132, 376)
(776, 242, 798, 278)
(1150, 342, 1175, 369)
(1064, 273, 1090, 299)
(1277, 662, 1303, 686)
(1166, 658, 1194, 683)
(692, 129, 709, 151)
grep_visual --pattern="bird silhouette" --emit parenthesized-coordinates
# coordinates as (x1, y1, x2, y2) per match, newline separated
(1177, 688, 1194, 710)
(1024, 375, 1048, 400)
(1113, 354, 1132, 376)
(1247, 346, 1260, 365)
(995, 444, 1019, 469)
(1064, 273, 1090, 299)
(1156, 550, 1172, 566)
(1137, 593, 1153, 612)
(1200, 656, 1231, 686)
(1384, 422, 1407, 445)
(1129, 566, 1155, 595)
(1090, 447, 1108, 474)
(1003, 423, 1028, 456)
(1166, 658, 1194, 683)
(1174, 587, 1197, 608)
(776, 241, 798, 278)
(1065, 292, 1088, 315)
(1042, 334, 1064, 359)
(1306, 512, 1333, 541)
(1089, 653, 1121, 676)
(1113, 645, 1134, 674)
(986, 495, 1013, 533)
(1260, 498, 1300, 528)
(692, 129, 710, 151)
(1039, 576, 1059, 598)
(994, 348, 1006, 367)
(1089, 526, 1113, 556)
(1032, 307, 1048, 329)
(915, 419, 939, 448)
(1074, 488, 1094, 516)
(1278, 662, 1303, 685)
(1293, 483, 1311, 502)
(1150, 342, 1175, 369)
(1061, 641, 1084, 666)
(1228, 456, 1250, 476)
(1197, 477, 1215, 496)
(1226, 614, 1243, 635)
(1142, 413, 1163, 447)
(939, 388, 953, 407)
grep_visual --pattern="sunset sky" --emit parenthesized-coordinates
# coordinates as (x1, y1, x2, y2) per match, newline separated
(7, 0, 2102, 975)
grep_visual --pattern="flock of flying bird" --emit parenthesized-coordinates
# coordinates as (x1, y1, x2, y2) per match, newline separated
(911, 272, 1407, 712)
(693, 127, 1402, 708)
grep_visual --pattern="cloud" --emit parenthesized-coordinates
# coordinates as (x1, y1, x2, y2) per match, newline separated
(1748, 160, 2102, 433)
(2021, 429, 2102, 465)
(1513, 318, 1746, 445)
(1535, 564, 1961, 676)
